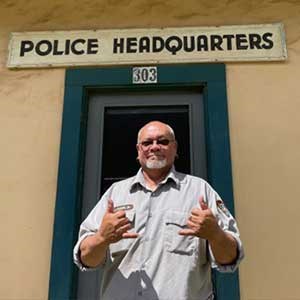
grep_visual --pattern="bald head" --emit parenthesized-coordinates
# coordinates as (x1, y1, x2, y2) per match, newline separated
(137, 121, 175, 143)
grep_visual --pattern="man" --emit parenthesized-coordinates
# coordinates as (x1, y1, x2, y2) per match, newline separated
(74, 121, 244, 300)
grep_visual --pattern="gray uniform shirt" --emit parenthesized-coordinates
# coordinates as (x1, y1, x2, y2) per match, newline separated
(74, 168, 244, 300)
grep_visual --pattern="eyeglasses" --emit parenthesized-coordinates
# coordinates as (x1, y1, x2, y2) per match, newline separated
(139, 138, 174, 150)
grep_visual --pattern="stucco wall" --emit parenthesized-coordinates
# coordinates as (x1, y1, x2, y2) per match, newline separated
(0, 1, 299, 299)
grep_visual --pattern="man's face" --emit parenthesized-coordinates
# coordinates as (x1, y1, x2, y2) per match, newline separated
(136, 122, 177, 171)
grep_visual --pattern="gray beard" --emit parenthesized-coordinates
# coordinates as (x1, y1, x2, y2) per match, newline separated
(146, 158, 167, 169)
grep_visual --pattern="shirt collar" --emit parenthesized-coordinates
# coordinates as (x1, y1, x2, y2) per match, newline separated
(130, 166, 180, 191)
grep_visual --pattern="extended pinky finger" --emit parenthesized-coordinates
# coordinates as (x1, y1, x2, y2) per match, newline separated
(122, 232, 139, 239)
(178, 228, 196, 236)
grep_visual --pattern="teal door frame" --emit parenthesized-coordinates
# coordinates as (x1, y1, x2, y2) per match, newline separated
(49, 64, 240, 300)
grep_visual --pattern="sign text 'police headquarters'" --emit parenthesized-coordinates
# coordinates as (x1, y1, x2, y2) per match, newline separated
(7, 24, 287, 68)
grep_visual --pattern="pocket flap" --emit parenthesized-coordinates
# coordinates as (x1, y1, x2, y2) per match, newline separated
(165, 211, 188, 227)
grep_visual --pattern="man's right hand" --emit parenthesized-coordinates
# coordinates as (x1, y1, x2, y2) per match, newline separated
(80, 199, 138, 267)
(97, 199, 138, 244)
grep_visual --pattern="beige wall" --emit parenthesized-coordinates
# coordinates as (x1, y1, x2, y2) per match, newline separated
(0, 1, 299, 299)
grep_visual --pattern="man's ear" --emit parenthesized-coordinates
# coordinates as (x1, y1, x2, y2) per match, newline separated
(136, 145, 141, 163)
(136, 144, 140, 159)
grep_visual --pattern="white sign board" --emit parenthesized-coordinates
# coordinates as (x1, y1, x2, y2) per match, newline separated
(7, 23, 287, 68)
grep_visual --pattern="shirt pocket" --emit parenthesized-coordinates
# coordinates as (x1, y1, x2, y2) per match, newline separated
(164, 211, 197, 256)
(109, 209, 136, 258)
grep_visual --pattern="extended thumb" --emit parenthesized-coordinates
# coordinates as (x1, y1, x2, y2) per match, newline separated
(199, 196, 208, 210)
(107, 199, 114, 213)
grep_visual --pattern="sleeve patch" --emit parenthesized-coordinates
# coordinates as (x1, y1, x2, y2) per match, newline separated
(216, 200, 231, 217)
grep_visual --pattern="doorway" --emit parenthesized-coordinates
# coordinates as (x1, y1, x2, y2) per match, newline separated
(77, 88, 207, 299)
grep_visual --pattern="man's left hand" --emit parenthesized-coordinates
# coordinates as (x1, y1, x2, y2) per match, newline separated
(178, 196, 221, 241)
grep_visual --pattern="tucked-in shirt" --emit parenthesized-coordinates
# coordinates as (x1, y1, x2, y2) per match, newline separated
(74, 167, 244, 300)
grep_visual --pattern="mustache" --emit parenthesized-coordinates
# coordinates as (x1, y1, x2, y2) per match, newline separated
(149, 151, 164, 156)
